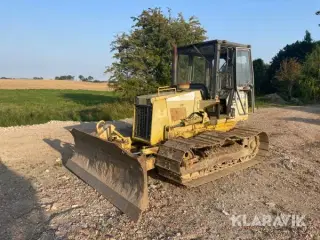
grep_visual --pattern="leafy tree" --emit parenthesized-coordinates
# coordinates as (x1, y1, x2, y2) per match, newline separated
(68, 75, 74, 80)
(253, 59, 272, 95)
(55, 75, 74, 80)
(78, 75, 95, 81)
(300, 44, 320, 101)
(78, 75, 84, 81)
(268, 31, 314, 83)
(106, 8, 207, 101)
(303, 30, 312, 42)
(275, 58, 302, 100)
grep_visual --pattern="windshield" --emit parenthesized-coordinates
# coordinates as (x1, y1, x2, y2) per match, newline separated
(177, 55, 189, 83)
(236, 49, 253, 86)
(177, 55, 206, 84)
(192, 56, 206, 84)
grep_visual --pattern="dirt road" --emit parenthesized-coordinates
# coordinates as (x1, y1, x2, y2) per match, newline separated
(0, 106, 319, 239)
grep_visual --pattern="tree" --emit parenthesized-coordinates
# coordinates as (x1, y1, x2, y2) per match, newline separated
(253, 59, 272, 95)
(275, 58, 302, 100)
(78, 75, 94, 81)
(106, 8, 207, 101)
(67, 75, 74, 80)
(78, 75, 84, 81)
(300, 44, 320, 101)
(268, 31, 314, 82)
(304, 31, 312, 42)
(55, 75, 74, 80)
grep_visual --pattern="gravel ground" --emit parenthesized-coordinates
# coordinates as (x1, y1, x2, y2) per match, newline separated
(0, 105, 319, 240)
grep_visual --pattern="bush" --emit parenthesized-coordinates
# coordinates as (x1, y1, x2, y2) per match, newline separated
(298, 76, 320, 102)
(298, 45, 320, 102)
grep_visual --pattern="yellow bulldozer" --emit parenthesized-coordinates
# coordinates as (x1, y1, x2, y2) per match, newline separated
(66, 39, 269, 221)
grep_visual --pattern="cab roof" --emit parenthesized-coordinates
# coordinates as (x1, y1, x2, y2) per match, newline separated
(177, 39, 251, 57)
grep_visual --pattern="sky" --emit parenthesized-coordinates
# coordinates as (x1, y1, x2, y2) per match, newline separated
(1, 0, 319, 80)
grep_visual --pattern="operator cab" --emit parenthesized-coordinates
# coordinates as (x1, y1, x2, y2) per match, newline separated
(172, 40, 255, 118)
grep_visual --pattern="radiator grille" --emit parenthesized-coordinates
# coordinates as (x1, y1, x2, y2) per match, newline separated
(134, 105, 152, 141)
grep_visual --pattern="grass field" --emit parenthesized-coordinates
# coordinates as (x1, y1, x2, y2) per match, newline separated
(0, 79, 111, 91)
(0, 89, 131, 127)
(0, 86, 280, 127)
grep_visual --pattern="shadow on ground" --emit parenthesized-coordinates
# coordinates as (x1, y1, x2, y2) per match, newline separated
(62, 93, 117, 106)
(43, 120, 133, 165)
(0, 161, 56, 240)
(282, 117, 320, 126)
(283, 104, 320, 114)
(43, 139, 74, 165)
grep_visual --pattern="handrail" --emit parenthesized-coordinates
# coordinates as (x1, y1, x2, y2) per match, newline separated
(157, 86, 176, 95)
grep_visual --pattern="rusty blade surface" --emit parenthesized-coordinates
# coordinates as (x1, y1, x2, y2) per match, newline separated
(65, 128, 148, 222)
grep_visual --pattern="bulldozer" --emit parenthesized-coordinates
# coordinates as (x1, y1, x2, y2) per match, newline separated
(66, 39, 269, 221)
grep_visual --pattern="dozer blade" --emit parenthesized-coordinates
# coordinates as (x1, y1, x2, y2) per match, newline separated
(65, 128, 148, 222)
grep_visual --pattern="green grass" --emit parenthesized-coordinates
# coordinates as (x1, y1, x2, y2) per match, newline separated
(0, 89, 133, 127)
(255, 97, 276, 108)
(255, 96, 289, 108)
(0, 89, 298, 127)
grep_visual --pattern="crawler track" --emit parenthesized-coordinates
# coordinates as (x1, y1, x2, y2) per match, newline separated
(155, 127, 269, 187)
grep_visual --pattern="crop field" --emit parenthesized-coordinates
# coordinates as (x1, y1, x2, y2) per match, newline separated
(0, 79, 111, 91)
(0, 89, 131, 127)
